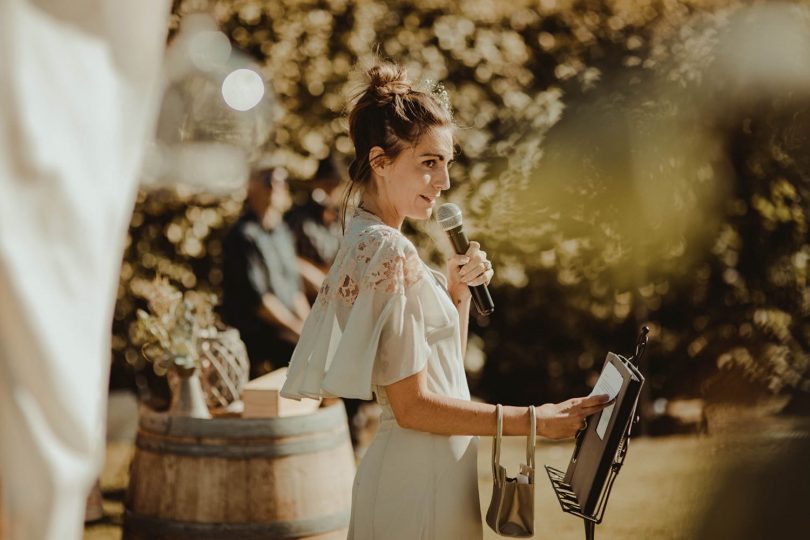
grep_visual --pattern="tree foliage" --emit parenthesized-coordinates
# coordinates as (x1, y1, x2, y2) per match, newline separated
(116, 0, 810, 410)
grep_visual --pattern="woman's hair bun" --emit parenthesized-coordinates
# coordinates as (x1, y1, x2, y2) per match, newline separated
(367, 63, 411, 100)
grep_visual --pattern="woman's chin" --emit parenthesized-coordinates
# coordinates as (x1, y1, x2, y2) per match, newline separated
(405, 203, 435, 222)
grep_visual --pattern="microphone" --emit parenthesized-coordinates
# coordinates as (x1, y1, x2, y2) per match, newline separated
(436, 203, 495, 316)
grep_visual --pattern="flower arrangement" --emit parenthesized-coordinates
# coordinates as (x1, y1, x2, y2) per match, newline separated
(132, 275, 249, 415)
(132, 275, 218, 374)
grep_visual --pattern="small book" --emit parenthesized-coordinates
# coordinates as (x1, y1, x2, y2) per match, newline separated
(563, 352, 644, 516)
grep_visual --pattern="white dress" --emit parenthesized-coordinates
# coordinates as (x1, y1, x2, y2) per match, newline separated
(281, 208, 483, 540)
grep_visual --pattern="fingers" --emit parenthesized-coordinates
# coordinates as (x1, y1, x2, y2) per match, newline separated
(447, 253, 470, 268)
(458, 241, 494, 285)
(465, 268, 493, 287)
(575, 395, 613, 418)
(562, 417, 587, 440)
(556, 395, 612, 421)
(464, 241, 481, 257)
(543, 394, 614, 439)
(565, 394, 609, 409)
(537, 402, 593, 440)
(460, 244, 483, 278)
(581, 394, 611, 407)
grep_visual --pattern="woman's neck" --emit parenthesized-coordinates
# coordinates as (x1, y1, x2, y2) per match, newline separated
(360, 194, 403, 229)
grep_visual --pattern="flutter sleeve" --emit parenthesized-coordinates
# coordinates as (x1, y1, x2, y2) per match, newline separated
(281, 228, 432, 400)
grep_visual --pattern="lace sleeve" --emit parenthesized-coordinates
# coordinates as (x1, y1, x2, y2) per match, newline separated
(319, 226, 426, 307)
(282, 226, 432, 400)
(361, 228, 425, 293)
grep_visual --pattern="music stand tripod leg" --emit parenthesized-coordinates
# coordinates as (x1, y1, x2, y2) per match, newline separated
(584, 519, 595, 540)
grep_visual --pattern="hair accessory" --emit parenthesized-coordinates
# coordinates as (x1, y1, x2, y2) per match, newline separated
(417, 79, 453, 120)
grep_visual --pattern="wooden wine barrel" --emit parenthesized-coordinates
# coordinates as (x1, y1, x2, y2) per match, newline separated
(124, 400, 355, 540)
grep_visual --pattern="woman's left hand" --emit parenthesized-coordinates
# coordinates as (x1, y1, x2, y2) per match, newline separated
(446, 241, 494, 305)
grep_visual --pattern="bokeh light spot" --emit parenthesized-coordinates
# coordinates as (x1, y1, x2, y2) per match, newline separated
(221, 69, 265, 111)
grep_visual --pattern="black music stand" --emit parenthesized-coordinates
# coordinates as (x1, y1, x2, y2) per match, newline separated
(544, 327, 648, 540)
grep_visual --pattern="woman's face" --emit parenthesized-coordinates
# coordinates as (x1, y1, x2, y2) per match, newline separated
(376, 126, 454, 223)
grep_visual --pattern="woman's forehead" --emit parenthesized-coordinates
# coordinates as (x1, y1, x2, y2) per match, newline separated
(412, 127, 454, 157)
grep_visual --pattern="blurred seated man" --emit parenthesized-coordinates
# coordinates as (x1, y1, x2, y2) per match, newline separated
(220, 166, 315, 378)
(284, 154, 345, 274)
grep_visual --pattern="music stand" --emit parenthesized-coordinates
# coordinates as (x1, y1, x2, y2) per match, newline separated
(544, 326, 648, 540)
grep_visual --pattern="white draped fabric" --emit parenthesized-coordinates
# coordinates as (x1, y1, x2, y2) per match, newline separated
(0, 1, 168, 539)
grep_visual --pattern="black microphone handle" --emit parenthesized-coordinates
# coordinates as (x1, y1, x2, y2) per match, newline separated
(446, 225, 495, 316)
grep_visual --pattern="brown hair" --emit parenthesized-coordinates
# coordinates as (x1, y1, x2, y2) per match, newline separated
(341, 62, 453, 229)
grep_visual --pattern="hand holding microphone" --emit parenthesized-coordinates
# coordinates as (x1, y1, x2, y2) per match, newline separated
(437, 203, 495, 315)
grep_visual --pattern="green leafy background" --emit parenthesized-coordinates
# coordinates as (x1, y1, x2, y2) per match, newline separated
(112, 0, 810, 415)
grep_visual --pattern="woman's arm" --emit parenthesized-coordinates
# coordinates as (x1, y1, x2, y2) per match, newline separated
(399, 240, 608, 437)
(297, 256, 326, 299)
(385, 368, 611, 438)
(455, 295, 471, 357)
(258, 293, 305, 337)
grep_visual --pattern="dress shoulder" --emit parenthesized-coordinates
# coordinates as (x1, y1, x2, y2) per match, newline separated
(281, 218, 434, 401)
(321, 221, 427, 307)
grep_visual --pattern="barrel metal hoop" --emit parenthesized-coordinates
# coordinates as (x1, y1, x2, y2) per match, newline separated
(138, 401, 347, 438)
(123, 509, 350, 540)
(135, 427, 349, 458)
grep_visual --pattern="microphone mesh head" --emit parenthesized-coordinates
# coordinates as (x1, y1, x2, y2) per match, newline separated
(436, 203, 463, 230)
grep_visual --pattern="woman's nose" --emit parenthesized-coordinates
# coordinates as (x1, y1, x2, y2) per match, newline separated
(435, 167, 451, 190)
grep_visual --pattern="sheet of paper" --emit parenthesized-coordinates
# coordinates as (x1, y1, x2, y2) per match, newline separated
(589, 361, 622, 401)
(596, 403, 615, 439)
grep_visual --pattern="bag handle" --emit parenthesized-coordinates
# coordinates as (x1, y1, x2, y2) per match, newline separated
(526, 405, 536, 472)
(491, 403, 503, 477)
(492, 404, 537, 475)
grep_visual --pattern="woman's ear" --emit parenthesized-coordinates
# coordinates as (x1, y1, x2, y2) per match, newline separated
(368, 146, 388, 177)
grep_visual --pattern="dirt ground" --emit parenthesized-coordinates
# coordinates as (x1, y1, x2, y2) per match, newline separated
(84, 408, 809, 540)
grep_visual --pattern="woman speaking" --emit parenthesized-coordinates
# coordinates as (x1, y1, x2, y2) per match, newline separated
(281, 61, 610, 539)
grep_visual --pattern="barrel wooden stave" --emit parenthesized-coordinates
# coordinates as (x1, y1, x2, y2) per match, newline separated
(128, 443, 354, 523)
(124, 401, 355, 539)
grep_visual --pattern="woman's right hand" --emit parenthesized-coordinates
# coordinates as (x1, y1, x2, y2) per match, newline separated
(535, 394, 612, 440)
